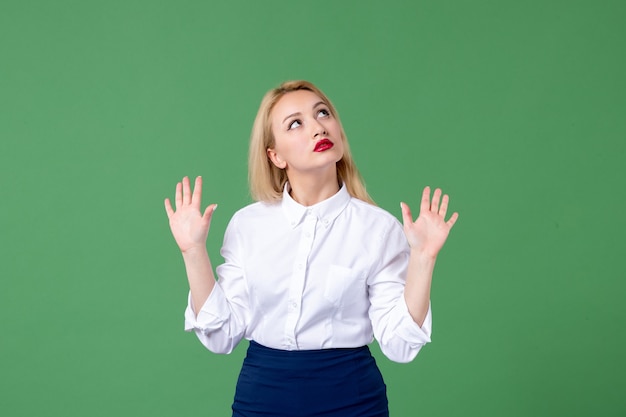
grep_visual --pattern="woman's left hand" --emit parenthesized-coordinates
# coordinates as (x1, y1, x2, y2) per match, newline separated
(401, 186, 459, 258)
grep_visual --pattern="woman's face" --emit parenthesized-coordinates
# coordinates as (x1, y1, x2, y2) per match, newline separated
(267, 89, 344, 177)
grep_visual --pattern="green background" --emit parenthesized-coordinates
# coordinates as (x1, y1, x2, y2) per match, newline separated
(1, 0, 624, 416)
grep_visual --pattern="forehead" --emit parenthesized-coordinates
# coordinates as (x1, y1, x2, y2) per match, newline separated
(271, 90, 324, 120)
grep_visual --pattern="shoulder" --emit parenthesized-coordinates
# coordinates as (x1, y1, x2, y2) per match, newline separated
(229, 200, 282, 227)
(348, 198, 402, 227)
(344, 198, 405, 241)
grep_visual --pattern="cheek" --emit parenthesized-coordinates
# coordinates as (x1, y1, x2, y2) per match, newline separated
(337, 141, 346, 156)
(330, 122, 343, 138)
(271, 134, 288, 153)
(272, 135, 304, 159)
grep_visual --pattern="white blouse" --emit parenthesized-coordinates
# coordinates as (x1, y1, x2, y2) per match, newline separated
(184, 184, 432, 363)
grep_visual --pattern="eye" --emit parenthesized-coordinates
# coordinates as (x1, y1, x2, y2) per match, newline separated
(288, 119, 302, 130)
(317, 108, 330, 118)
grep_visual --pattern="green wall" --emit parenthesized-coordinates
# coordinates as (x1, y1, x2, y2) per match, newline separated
(1, 1, 624, 416)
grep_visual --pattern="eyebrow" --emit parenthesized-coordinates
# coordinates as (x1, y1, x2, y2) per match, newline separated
(282, 101, 327, 124)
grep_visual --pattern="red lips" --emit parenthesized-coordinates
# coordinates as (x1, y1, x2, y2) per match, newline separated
(314, 139, 334, 152)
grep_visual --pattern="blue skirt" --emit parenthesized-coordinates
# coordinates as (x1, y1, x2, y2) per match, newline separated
(232, 340, 389, 417)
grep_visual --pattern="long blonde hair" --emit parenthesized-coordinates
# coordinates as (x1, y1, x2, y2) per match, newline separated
(248, 80, 374, 204)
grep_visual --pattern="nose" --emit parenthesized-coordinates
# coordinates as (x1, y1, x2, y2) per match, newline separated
(312, 121, 327, 138)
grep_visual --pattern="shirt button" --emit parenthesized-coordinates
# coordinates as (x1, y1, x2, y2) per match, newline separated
(297, 264, 303, 270)
(323, 219, 330, 225)
(305, 232, 311, 238)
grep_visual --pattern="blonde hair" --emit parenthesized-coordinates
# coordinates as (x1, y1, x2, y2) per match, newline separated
(248, 80, 374, 204)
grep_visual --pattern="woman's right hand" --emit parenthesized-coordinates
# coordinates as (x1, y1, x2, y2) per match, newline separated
(164, 176, 217, 254)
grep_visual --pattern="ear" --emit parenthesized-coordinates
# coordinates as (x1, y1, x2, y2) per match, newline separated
(267, 148, 287, 169)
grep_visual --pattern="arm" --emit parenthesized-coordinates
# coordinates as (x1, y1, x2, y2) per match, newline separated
(164, 176, 218, 316)
(401, 186, 458, 326)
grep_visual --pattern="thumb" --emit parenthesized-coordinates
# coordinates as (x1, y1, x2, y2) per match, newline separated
(400, 202, 413, 227)
(201, 204, 218, 225)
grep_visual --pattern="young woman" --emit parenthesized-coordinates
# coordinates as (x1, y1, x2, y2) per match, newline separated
(164, 80, 458, 417)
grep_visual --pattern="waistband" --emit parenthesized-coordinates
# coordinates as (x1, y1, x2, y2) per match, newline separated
(246, 340, 371, 369)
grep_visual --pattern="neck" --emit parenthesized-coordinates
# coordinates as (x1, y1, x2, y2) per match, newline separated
(287, 168, 340, 206)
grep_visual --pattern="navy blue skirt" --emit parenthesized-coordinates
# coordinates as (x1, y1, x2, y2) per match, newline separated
(232, 341, 389, 417)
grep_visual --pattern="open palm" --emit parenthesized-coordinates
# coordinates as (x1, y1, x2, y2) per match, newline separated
(401, 186, 458, 258)
(164, 176, 217, 253)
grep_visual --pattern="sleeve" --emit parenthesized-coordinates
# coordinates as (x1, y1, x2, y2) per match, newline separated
(183, 214, 249, 354)
(367, 220, 432, 363)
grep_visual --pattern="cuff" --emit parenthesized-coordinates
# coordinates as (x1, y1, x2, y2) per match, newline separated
(394, 299, 432, 347)
(183, 284, 228, 333)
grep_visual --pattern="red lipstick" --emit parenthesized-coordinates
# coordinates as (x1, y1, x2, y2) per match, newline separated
(314, 139, 334, 152)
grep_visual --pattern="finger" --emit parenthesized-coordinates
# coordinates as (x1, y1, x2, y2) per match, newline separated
(182, 176, 191, 205)
(439, 194, 449, 218)
(164, 198, 174, 218)
(431, 188, 442, 212)
(447, 212, 459, 228)
(174, 181, 182, 209)
(192, 176, 203, 208)
(420, 186, 431, 213)
(400, 202, 413, 226)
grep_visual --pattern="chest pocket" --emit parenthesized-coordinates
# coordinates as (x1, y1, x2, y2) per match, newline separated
(323, 265, 366, 308)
